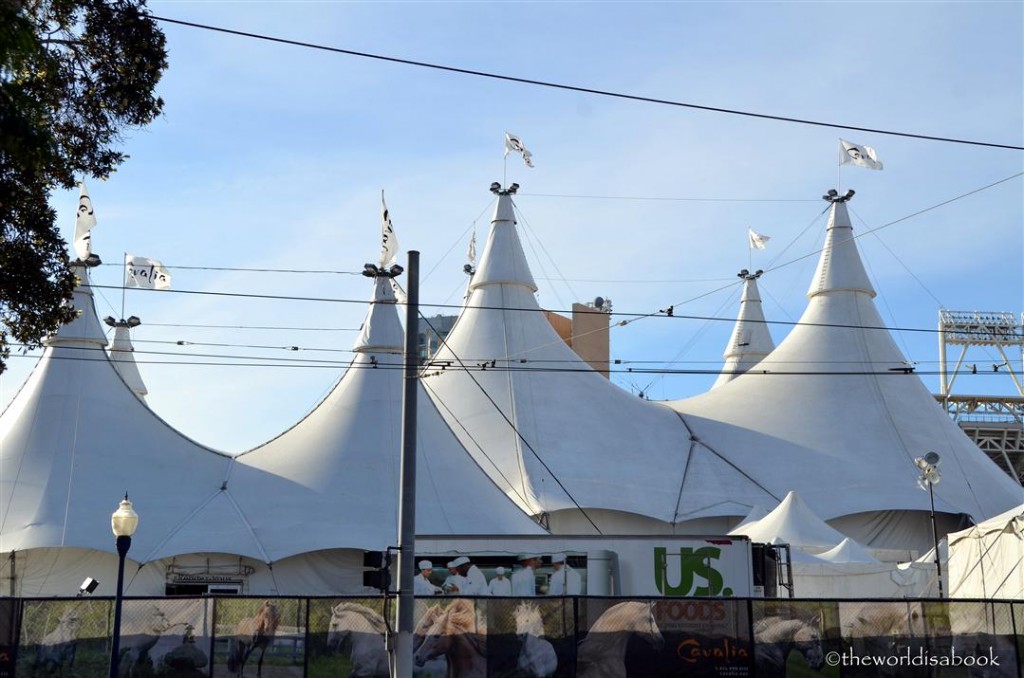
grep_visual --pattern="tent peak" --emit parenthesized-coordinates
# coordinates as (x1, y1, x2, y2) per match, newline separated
(806, 192, 875, 299)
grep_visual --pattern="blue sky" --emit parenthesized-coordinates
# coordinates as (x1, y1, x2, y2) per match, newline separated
(2, 1, 1021, 452)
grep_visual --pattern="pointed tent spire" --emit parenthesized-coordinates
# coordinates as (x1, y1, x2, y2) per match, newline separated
(107, 318, 148, 400)
(471, 184, 537, 293)
(808, 195, 875, 298)
(731, 490, 848, 550)
(46, 264, 108, 349)
(353, 275, 404, 354)
(712, 270, 775, 388)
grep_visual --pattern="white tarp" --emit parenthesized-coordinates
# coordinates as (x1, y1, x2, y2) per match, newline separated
(947, 504, 1024, 599)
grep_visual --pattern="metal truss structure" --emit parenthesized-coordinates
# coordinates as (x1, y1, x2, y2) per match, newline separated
(936, 310, 1024, 485)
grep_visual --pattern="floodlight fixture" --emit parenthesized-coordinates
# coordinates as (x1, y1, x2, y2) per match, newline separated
(78, 577, 99, 596)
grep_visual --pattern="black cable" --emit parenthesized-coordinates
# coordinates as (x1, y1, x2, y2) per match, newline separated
(151, 15, 1024, 151)
(93, 284, 1021, 339)
(8, 350, 1020, 378)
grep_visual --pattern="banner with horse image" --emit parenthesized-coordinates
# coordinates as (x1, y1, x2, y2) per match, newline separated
(837, 600, 941, 678)
(752, 600, 839, 678)
(944, 600, 1020, 678)
(305, 598, 390, 678)
(212, 598, 305, 677)
(0, 598, 16, 677)
(485, 598, 574, 677)
(413, 598, 487, 678)
(575, 598, 754, 678)
(17, 598, 112, 677)
(117, 598, 211, 677)
(572, 598, 667, 677)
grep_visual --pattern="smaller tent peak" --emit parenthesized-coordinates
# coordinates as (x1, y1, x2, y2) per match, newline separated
(470, 181, 537, 293)
(806, 189, 875, 299)
(711, 270, 775, 388)
(353, 274, 404, 354)
(105, 316, 149, 400)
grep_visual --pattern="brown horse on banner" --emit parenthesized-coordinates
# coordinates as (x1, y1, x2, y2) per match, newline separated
(226, 600, 280, 677)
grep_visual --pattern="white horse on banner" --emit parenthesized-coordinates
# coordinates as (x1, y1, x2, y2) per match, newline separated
(577, 601, 664, 678)
(514, 602, 557, 677)
(326, 602, 389, 677)
(35, 606, 82, 673)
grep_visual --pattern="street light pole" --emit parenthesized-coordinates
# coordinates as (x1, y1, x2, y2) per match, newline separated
(109, 495, 139, 678)
(915, 452, 944, 599)
(926, 478, 944, 599)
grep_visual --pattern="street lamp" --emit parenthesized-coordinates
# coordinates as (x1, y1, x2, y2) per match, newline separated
(109, 494, 139, 678)
(914, 452, 943, 598)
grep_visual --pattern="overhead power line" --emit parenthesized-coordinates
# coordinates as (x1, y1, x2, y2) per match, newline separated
(9, 350, 1014, 378)
(151, 15, 1024, 151)
(93, 284, 1016, 339)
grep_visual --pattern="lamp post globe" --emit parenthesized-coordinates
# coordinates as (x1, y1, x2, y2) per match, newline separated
(109, 495, 139, 678)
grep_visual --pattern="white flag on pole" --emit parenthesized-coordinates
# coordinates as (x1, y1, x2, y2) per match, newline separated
(125, 254, 172, 290)
(74, 181, 97, 261)
(839, 139, 884, 170)
(380, 190, 399, 267)
(467, 231, 477, 265)
(504, 132, 534, 168)
(748, 229, 770, 250)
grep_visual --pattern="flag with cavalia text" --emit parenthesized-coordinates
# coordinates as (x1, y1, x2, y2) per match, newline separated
(504, 132, 534, 168)
(839, 139, 884, 170)
(74, 181, 97, 260)
(125, 254, 172, 290)
(748, 229, 770, 250)
(380, 191, 399, 267)
(467, 231, 477, 265)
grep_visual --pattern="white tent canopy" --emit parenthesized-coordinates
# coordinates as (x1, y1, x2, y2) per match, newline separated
(947, 503, 1024, 599)
(730, 490, 848, 551)
(818, 537, 881, 564)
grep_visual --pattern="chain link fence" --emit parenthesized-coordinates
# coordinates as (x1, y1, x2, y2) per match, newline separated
(1, 596, 1019, 677)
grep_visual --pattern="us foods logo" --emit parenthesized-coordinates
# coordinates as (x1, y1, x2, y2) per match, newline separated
(653, 547, 734, 596)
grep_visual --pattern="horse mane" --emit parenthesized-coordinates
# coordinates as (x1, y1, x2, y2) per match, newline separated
(438, 599, 484, 636)
(589, 601, 649, 633)
(755, 617, 819, 643)
(332, 603, 388, 635)
(514, 602, 544, 635)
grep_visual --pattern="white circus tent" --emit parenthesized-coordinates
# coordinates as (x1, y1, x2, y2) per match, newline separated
(422, 185, 778, 535)
(0, 255, 543, 596)
(668, 196, 1022, 552)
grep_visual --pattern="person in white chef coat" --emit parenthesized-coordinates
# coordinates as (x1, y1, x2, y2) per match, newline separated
(442, 561, 465, 594)
(449, 556, 489, 596)
(414, 560, 441, 596)
(512, 554, 540, 596)
(488, 566, 512, 596)
(547, 553, 582, 595)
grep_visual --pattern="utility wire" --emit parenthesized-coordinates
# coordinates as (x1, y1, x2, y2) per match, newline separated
(13, 350, 1016, 378)
(152, 15, 1024, 151)
(95, 284, 1017, 338)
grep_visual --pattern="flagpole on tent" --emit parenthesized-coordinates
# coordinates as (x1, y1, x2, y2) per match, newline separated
(748, 231, 752, 271)
(121, 251, 127, 320)
(837, 140, 843, 193)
